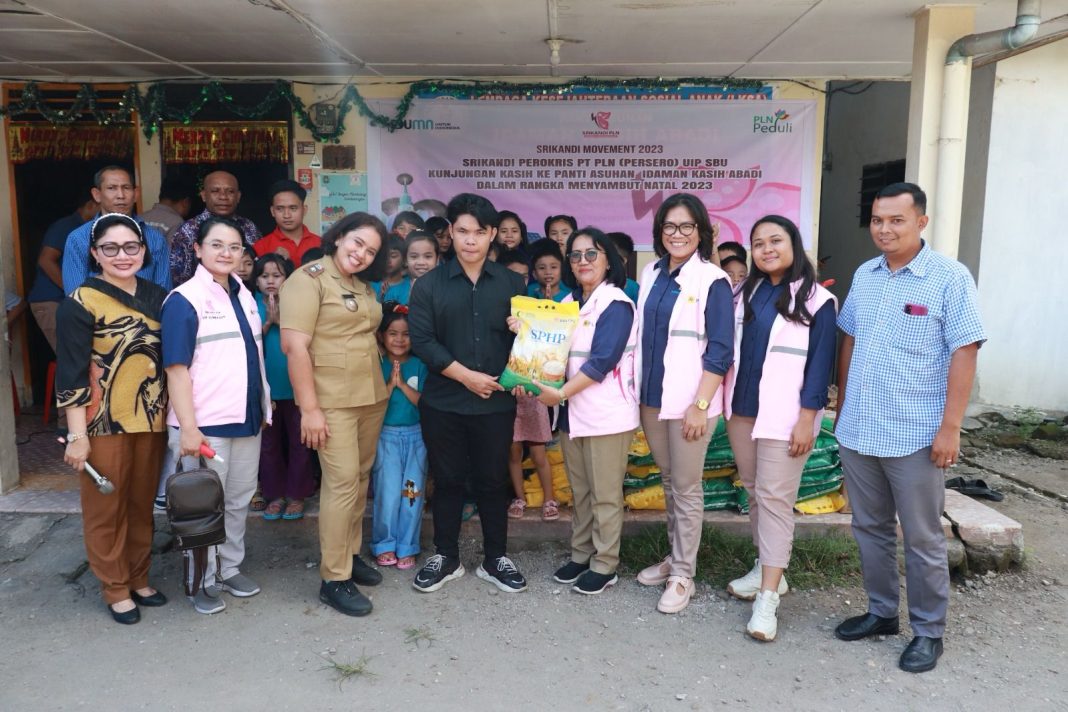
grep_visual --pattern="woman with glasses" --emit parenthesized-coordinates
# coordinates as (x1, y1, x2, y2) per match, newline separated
(280, 212, 391, 617)
(632, 193, 734, 614)
(162, 216, 272, 615)
(56, 213, 169, 624)
(527, 227, 638, 595)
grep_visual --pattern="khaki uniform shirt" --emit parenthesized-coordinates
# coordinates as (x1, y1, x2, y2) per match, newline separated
(280, 256, 388, 409)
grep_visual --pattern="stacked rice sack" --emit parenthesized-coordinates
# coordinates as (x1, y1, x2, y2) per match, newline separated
(623, 417, 846, 514)
(521, 441, 572, 507)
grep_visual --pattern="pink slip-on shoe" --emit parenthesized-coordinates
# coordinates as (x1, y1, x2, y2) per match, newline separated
(657, 575, 695, 614)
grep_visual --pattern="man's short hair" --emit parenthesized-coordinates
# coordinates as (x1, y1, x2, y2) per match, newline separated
(497, 248, 528, 270)
(93, 165, 133, 189)
(158, 175, 194, 202)
(447, 193, 499, 229)
(717, 240, 747, 262)
(875, 182, 927, 214)
(268, 178, 307, 204)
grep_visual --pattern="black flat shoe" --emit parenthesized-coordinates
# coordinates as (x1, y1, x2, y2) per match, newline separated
(109, 604, 141, 625)
(834, 613, 900, 641)
(131, 590, 167, 607)
(351, 555, 383, 587)
(899, 636, 943, 673)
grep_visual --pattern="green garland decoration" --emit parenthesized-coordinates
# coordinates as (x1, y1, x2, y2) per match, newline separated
(0, 77, 767, 143)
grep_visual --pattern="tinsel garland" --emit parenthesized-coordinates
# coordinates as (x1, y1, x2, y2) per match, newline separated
(0, 77, 766, 143)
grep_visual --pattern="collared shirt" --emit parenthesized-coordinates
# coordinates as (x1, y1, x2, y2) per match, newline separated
(61, 215, 171, 294)
(161, 273, 263, 437)
(731, 280, 837, 417)
(409, 258, 526, 415)
(254, 225, 321, 267)
(837, 241, 986, 457)
(29, 212, 86, 303)
(139, 203, 185, 244)
(170, 209, 262, 287)
(639, 256, 734, 408)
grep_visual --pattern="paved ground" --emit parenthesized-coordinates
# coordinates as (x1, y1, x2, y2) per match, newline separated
(2, 413, 1065, 711)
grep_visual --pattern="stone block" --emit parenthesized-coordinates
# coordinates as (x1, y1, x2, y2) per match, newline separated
(943, 489, 1024, 572)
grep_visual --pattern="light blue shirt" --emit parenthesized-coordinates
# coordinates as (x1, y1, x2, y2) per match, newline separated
(62, 216, 171, 294)
(836, 241, 986, 458)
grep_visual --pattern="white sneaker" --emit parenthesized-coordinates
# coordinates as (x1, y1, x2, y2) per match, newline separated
(727, 558, 788, 601)
(747, 589, 780, 641)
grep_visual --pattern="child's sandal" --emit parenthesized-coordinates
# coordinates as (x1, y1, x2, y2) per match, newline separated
(282, 499, 305, 520)
(249, 491, 267, 511)
(542, 499, 560, 521)
(396, 556, 417, 570)
(376, 552, 398, 567)
(507, 498, 526, 519)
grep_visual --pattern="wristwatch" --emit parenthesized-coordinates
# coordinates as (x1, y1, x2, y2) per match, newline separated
(694, 398, 710, 411)
(66, 432, 88, 442)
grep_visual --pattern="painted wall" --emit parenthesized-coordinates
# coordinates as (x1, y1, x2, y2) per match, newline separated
(973, 39, 1068, 410)
(816, 80, 911, 306)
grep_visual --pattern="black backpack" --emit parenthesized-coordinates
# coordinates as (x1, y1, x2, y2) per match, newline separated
(165, 458, 226, 596)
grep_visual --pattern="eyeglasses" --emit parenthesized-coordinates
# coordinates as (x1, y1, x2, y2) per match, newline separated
(662, 222, 697, 237)
(204, 241, 245, 254)
(95, 241, 145, 257)
(567, 249, 604, 264)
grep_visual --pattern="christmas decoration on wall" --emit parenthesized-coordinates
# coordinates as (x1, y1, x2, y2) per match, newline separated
(0, 77, 768, 144)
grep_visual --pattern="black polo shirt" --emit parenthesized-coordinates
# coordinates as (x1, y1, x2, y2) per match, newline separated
(409, 258, 525, 415)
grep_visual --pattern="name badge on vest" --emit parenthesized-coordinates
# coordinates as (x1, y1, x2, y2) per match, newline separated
(343, 293, 359, 312)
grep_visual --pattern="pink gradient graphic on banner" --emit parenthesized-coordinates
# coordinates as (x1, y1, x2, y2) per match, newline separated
(368, 100, 816, 248)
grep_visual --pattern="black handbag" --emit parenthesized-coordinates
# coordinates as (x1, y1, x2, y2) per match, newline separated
(165, 457, 226, 595)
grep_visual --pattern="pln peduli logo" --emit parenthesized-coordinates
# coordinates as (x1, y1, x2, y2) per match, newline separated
(753, 108, 793, 134)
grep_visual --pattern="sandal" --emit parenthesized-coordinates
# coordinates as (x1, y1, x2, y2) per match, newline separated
(396, 556, 417, 570)
(249, 491, 267, 511)
(262, 498, 285, 521)
(376, 552, 398, 566)
(282, 499, 305, 520)
(542, 499, 560, 521)
(507, 498, 526, 519)
(945, 476, 1005, 502)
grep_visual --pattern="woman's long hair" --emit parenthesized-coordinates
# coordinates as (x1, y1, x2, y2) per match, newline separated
(740, 215, 817, 325)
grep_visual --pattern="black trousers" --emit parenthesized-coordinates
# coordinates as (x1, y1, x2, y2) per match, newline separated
(419, 403, 514, 562)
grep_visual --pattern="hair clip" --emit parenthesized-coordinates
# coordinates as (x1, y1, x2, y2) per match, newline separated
(392, 304, 409, 314)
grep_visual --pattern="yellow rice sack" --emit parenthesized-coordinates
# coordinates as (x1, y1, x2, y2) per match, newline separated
(625, 484, 666, 510)
(794, 492, 847, 515)
(499, 296, 580, 394)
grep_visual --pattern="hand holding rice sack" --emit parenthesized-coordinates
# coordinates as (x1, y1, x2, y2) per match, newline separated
(499, 296, 580, 394)
(538, 227, 639, 596)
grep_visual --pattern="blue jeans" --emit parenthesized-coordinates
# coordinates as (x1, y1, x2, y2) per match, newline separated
(371, 424, 427, 558)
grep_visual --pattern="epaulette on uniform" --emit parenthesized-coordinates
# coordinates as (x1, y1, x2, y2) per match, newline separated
(303, 263, 325, 278)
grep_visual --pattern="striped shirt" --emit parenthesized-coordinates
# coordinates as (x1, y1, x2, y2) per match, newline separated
(836, 241, 986, 457)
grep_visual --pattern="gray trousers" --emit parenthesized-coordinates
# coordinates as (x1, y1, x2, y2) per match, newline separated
(840, 445, 948, 638)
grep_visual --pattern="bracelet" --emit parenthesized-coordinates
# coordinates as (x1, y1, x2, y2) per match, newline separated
(66, 432, 88, 442)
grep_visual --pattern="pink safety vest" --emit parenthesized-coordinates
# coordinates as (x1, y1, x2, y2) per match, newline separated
(633, 251, 730, 420)
(562, 282, 639, 438)
(165, 264, 272, 429)
(723, 278, 836, 441)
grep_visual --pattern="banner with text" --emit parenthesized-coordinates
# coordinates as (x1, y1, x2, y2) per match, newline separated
(367, 98, 817, 248)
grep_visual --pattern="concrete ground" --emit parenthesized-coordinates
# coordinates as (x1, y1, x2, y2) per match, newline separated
(1, 414, 1065, 711)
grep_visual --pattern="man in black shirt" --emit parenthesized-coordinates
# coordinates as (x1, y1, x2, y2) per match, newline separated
(409, 193, 528, 593)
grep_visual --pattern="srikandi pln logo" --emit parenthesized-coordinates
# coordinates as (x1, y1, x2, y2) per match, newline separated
(583, 111, 621, 139)
(753, 109, 793, 134)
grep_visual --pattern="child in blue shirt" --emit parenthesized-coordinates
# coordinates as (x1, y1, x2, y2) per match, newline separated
(371, 301, 429, 570)
(526, 239, 568, 302)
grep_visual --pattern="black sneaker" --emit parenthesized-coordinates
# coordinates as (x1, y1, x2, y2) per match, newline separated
(552, 560, 590, 584)
(351, 555, 383, 587)
(476, 556, 528, 593)
(412, 554, 465, 593)
(573, 570, 618, 595)
(319, 579, 372, 617)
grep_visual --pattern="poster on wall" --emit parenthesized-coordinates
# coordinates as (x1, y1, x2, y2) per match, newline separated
(366, 98, 817, 247)
(319, 171, 368, 232)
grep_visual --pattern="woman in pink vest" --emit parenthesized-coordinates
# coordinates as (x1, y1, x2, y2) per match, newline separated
(162, 216, 271, 615)
(633, 193, 735, 614)
(526, 227, 638, 595)
(723, 215, 836, 641)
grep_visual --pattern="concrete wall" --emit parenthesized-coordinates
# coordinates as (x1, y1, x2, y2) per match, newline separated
(972, 39, 1068, 410)
(816, 80, 911, 305)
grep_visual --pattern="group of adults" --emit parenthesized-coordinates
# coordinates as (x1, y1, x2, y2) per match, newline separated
(47, 165, 983, 675)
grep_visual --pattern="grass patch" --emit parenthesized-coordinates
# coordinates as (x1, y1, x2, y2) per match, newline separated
(618, 524, 861, 590)
(319, 652, 374, 689)
(404, 626, 436, 648)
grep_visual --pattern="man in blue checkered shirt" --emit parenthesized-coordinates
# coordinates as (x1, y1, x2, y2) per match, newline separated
(833, 182, 986, 674)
